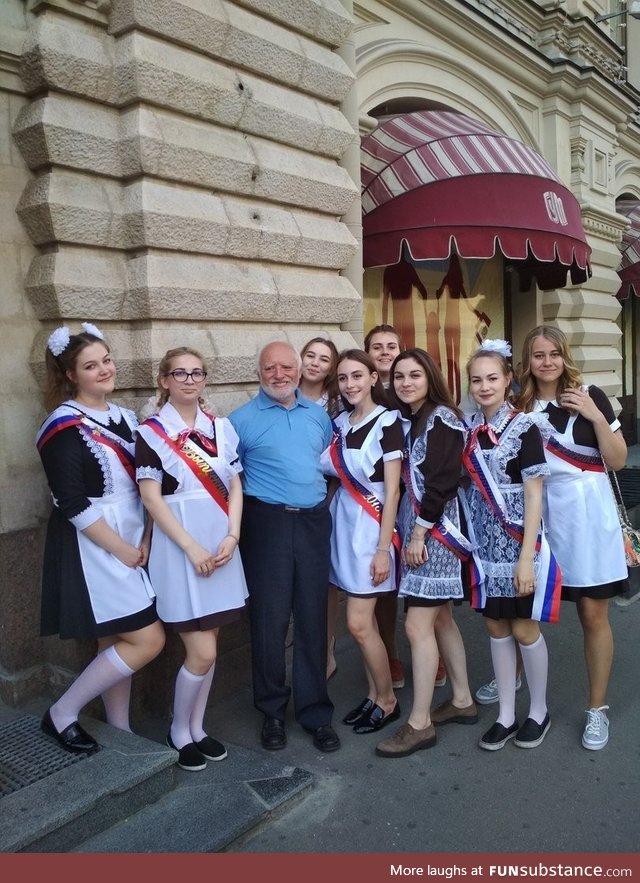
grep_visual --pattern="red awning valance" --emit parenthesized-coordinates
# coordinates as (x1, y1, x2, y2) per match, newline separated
(361, 111, 591, 289)
(616, 197, 640, 299)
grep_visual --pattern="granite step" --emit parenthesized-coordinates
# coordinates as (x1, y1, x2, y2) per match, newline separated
(72, 745, 313, 853)
(0, 709, 176, 853)
(1, 702, 313, 854)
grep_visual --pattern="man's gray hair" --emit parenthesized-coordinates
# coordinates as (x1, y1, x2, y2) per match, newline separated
(256, 340, 302, 375)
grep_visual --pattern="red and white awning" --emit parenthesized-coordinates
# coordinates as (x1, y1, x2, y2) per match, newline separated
(361, 110, 591, 289)
(616, 197, 640, 299)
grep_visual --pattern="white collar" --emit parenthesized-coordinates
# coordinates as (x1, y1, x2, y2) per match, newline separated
(67, 400, 120, 426)
(158, 401, 214, 438)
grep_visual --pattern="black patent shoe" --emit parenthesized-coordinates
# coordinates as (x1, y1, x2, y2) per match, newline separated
(342, 697, 374, 726)
(41, 708, 99, 754)
(353, 700, 401, 734)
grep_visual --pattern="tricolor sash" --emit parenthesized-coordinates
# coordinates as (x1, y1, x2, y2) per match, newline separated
(545, 437, 605, 473)
(144, 418, 229, 515)
(37, 413, 83, 452)
(401, 451, 484, 596)
(463, 421, 562, 623)
(37, 411, 136, 481)
(329, 427, 402, 556)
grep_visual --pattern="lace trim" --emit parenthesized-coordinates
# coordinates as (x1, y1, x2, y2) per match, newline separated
(70, 503, 101, 530)
(399, 575, 465, 599)
(120, 406, 139, 430)
(479, 412, 544, 487)
(136, 466, 163, 483)
(487, 402, 516, 433)
(82, 431, 114, 494)
(425, 405, 465, 436)
(526, 411, 553, 444)
(521, 463, 550, 480)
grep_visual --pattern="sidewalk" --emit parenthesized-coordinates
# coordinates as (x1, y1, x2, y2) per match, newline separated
(1, 592, 638, 853)
(207, 595, 640, 854)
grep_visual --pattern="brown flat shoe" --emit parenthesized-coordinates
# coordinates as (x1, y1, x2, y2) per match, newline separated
(376, 722, 437, 757)
(431, 700, 478, 726)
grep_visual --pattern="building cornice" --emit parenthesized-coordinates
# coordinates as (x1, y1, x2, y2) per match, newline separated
(580, 201, 630, 243)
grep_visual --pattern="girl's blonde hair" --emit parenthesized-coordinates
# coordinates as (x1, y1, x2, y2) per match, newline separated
(517, 325, 581, 414)
(155, 346, 209, 409)
(465, 346, 515, 406)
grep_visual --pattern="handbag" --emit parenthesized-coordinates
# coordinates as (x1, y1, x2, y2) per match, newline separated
(605, 466, 640, 568)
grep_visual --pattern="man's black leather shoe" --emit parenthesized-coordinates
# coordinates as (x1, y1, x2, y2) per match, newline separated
(261, 717, 286, 750)
(312, 725, 340, 752)
(41, 708, 99, 754)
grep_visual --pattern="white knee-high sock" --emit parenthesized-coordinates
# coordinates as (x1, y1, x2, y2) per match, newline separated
(489, 635, 517, 727)
(190, 663, 215, 743)
(50, 645, 135, 732)
(170, 665, 206, 749)
(102, 676, 132, 732)
(518, 634, 548, 724)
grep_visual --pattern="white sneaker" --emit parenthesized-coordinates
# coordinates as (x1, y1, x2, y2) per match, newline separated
(474, 674, 523, 705)
(582, 705, 609, 750)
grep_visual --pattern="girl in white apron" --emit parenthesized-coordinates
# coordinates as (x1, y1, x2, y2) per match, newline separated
(37, 324, 164, 755)
(320, 349, 404, 736)
(136, 347, 248, 771)
(517, 325, 628, 751)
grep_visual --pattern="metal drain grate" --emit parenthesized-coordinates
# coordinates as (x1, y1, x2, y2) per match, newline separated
(0, 715, 88, 797)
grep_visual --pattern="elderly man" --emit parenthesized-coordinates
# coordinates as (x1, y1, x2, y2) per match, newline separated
(229, 341, 339, 753)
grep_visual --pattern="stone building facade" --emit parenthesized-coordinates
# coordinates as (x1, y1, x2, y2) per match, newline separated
(0, 0, 638, 714)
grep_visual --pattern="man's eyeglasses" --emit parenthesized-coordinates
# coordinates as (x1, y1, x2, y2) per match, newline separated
(164, 369, 207, 382)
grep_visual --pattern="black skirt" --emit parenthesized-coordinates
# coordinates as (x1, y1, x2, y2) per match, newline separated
(40, 507, 158, 640)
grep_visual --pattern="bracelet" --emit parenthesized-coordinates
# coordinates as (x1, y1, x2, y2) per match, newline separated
(376, 546, 391, 553)
(227, 533, 239, 542)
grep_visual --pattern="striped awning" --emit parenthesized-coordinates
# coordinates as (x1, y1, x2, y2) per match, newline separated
(616, 197, 640, 299)
(361, 110, 591, 289)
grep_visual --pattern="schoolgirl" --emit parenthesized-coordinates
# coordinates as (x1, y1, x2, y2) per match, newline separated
(463, 340, 560, 751)
(37, 324, 164, 753)
(136, 347, 248, 771)
(376, 349, 478, 757)
(320, 349, 404, 735)
(299, 336, 343, 680)
(517, 325, 627, 750)
(364, 324, 407, 690)
(299, 336, 342, 418)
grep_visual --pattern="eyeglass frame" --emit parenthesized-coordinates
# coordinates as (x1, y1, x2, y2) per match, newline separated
(163, 369, 208, 382)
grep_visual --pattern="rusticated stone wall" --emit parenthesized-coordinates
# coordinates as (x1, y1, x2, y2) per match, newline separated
(2, 0, 360, 712)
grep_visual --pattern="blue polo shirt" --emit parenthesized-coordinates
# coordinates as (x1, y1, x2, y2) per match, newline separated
(229, 388, 332, 508)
